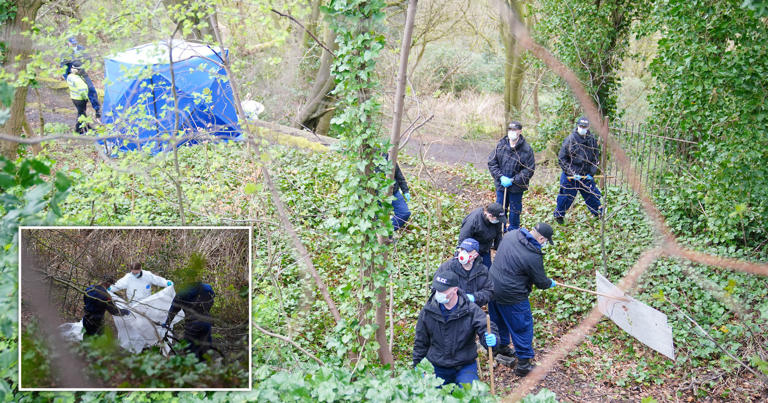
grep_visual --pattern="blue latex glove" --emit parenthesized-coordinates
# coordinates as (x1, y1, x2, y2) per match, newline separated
(119, 308, 130, 316)
(500, 176, 512, 187)
(573, 174, 582, 180)
(484, 332, 497, 347)
(585, 174, 593, 181)
(404, 192, 411, 202)
(167, 280, 173, 286)
(466, 293, 475, 303)
(161, 322, 170, 329)
(550, 279, 557, 288)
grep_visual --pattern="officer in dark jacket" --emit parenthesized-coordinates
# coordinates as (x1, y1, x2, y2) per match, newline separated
(488, 121, 536, 231)
(413, 271, 498, 386)
(553, 116, 603, 223)
(435, 238, 493, 307)
(163, 282, 215, 360)
(488, 222, 557, 377)
(83, 277, 130, 336)
(458, 202, 506, 268)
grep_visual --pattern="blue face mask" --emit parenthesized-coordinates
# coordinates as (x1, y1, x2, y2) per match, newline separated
(435, 291, 449, 304)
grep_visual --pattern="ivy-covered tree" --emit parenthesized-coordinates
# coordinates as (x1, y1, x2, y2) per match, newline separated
(647, 0, 768, 247)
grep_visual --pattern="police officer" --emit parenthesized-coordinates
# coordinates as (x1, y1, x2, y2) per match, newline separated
(83, 277, 130, 336)
(413, 271, 498, 386)
(61, 37, 101, 120)
(553, 116, 603, 223)
(488, 222, 557, 377)
(434, 238, 493, 307)
(110, 262, 172, 303)
(488, 121, 536, 231)
(66, 62, 92, 134)
(458, 202, 506, 268)
(163, 281, 215, 360)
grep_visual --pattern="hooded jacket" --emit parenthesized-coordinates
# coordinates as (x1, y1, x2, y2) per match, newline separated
(488, 135, 535, 193)
(413, 290, 498, 368)
(458, 207, 503, 254)
(435, 257, 493, 307)
(558, 129, 600, 176)
(110, 270, 170, 302)
(489, 228, 553, 305)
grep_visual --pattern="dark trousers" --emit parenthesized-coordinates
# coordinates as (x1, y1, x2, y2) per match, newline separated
(488, 299, 535, 359)
(554, 172, 602, 218)
(496, 188, 523, 231)
(433, 361, 478, 386)
(391, 191, 411, 231)
(184, 321, 213, 360)
(479, 251, 491, 268)
(72, 99, 90, 134)
(83, 313, 105, 336)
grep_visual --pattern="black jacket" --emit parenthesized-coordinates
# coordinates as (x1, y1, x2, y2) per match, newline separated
(83, 285, 121, 317)
(458, 207, 503, 254)
(167, 282, 215, 324)
(381, 153, 409, 196)
(393, 163, 409, 196)
(413, 291, 498, 368)
(488, 135, 535, 193)
(489, 229, 553, 305)
(558, 130, 600, 176)
(435, 258, 493, 307)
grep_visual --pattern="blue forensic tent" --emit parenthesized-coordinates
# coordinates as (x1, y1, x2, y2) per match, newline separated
(101, 40, 240, 153)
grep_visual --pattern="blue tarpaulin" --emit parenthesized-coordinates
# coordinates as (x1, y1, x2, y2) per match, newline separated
(101, 40, 240, 153)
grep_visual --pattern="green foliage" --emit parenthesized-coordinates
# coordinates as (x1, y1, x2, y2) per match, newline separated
(420, 44, 504, 94)
(531, 0, 647, 147)
(647, 0, 768, 248)
(0, 155, 71, 400)
(521, 388, 558, 403)
(253, 361, 493, 402)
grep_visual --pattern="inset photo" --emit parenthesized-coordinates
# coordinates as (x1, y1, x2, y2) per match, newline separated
(19, 227, 251, 390)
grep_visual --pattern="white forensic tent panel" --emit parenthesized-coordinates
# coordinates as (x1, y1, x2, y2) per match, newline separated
(596, 271, 675, 360)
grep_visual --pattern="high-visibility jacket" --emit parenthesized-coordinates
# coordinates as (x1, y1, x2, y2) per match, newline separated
(110, 270, 171, 302)
(66, 73, 89, 101)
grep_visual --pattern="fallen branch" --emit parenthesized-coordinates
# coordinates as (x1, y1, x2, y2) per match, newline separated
(254, 323, 324, 366)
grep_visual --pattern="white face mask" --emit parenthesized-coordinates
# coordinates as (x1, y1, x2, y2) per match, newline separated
(541, 241, 550, 250)
(132, 272, 141, 278)
(489, 217, 499, 224)
(457, 250, 473, 265)
(435, 291, 449, 304)
(577, 127, 588, 136)
(507, 130, 519, 142)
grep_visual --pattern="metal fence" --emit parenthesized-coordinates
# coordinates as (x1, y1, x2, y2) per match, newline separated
(599, 120, 698, 194)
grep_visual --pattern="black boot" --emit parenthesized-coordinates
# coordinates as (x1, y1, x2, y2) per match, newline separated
(515, 358, 535, 377)
(493, 344, 515, 358)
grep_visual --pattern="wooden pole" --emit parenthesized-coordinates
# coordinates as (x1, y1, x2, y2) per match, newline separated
(486, 314, 495, 395)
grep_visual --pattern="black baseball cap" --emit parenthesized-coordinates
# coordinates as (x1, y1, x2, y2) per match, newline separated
(508, 121, 523, 130)
(577, 117, 589, 127)
(432, 271, 459, 292)
(534, 222, 555, 245)
(486, 202, 506, 222)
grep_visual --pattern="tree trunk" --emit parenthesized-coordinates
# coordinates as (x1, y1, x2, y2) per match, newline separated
(1, 0, 45, 159)
(500, 0, 528, 121)
(297, 27, 338, 130)
(162, 0, 217, 40)
(303, 0, 322, 49)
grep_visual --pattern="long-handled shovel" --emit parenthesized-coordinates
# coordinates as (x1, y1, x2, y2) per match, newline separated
(557, 281, 630, 302)
(486, 314, 495, 395)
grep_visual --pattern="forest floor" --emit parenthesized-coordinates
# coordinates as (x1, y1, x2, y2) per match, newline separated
(24, 82, 768, 401)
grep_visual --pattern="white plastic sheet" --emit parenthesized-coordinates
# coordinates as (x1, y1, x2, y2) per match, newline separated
(596, 271, 675, 360)
(58, 286, 183, 355)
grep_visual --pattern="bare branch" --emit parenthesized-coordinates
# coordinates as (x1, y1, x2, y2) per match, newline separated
(270, 8, 336, 57)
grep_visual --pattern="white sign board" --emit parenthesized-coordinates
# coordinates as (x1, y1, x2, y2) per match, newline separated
(596, 272, 675, 360)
